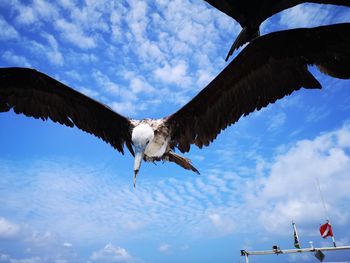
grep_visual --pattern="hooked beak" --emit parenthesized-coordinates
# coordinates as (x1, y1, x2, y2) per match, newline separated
(133, 170, 139, 188)
(133, 150, 144, 188)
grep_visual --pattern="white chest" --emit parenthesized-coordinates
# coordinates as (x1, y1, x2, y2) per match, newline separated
(144, 134, 169, 157)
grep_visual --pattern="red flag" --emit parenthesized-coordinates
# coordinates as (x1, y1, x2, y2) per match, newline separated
(320, 222, 333, 238)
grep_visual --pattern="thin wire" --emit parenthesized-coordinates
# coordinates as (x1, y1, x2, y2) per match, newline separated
(316, 177, 329, 221)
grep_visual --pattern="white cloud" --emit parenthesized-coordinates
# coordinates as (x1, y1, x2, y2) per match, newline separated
(120, 70, 156, 96)
(68, 4, 108, 33)
(0, 124, 350, 248)
(93, 70, 120, 95)
(208, 213, 221, 226)
(14, 5, 36, 25)
(2, 51, 31, 67)
(110, 11, 123, 41)
(153, 60, 191, 86)
(64, 70, 82, 82)
(247, 124, 350, 234)
(14, 0, 59, 25)
(0, 254, 41, 263)
(89, 243, 136, 263)
(0, 219, 80, 262)
(0, 217, 20, 238)
(195, 69, 214, 88)
(110, 101, 138, 117)
(41, 33, 64, 66)
(27, 39, 63, 66)
(56, 18, 96, 49)
(0, 16, 19, 40)
(267, 112, 286, 131)
(125, 0, 148, 43)
(138, 41, 165, 63)
(207, 213, 235, 236)
(31, 0, 59, 20)
(158, 243, 170, 253)
(279, 4, 333, 29)
(77, 87, 100, 99)
(63, 242, 72, 247)
(305, 105, 330, 123)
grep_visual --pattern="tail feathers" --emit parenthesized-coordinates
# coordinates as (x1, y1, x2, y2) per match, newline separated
(225, 27, 260, 61)
(167, 151, 200, 174)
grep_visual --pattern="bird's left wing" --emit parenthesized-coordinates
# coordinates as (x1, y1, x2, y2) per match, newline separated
(166, 23, 350, 153)
(0, 68, 134, 155)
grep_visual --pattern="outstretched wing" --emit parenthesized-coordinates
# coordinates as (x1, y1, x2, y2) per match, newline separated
(204, 0, 350, 26)
(0, 68, 134, 155)
(204, 0, 246, 26)
(166, 23, 350, 153)
(205, 0, 350, 59)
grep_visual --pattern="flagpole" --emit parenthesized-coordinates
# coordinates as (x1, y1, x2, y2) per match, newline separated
(331, 235, 336, 247)
(316, 178, 336, 247)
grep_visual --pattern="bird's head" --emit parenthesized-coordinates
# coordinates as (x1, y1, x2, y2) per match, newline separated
(131, 123, 154, 187)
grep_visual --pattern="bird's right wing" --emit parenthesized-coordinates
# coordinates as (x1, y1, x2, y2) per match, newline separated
(0, 68, 134, 155)
(205, 0, 350, 60)
(166, 23, 350, 153)
(204, 0, 246, 25)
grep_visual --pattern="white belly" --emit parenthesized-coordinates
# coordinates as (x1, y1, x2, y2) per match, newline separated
(144, 136, 168, 157)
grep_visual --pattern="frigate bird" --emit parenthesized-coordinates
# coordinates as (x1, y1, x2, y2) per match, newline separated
(1, 23, 350, 187)
(204, 0, 350, 61)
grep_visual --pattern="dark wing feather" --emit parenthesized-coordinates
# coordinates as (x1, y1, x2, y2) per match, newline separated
(166, 23, 350, 153)
(205, 0, 350, 58)
(204, 0, 247, 26)
(205, 0, 350, 26)
(0, 68, 134, 155)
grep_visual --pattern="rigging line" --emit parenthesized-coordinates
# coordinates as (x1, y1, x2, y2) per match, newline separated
(316, 177, 329, 221)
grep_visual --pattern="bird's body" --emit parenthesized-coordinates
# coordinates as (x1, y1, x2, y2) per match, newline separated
(131, 119, 169, 159)
(204, 0, 350, 60)
(130, 119, 199, 186)
(1, 23, 350, 186)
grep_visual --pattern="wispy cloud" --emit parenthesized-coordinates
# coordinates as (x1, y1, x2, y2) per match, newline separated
(246, 124, 350, 234)
(1, 51, 31, 67)
(55, 18, 97, 49)
(0, 16, 19, 40)
(0, 218, 81, 262)
(41, 33, 64, 65)
(89, 243, 140, 263)
(12, 0, 59, 26)
(0, 217, 20, 238)
(0, 253, 41, 263)
(158, 243, 170, 253)
(267, 112, 287, 132)
(153, 60, 191, 87)
(279, 4, 334, 29)
(3, 123, 349, 244)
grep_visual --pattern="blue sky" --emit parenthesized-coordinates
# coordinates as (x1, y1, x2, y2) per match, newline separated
(1, 1, 350, 262)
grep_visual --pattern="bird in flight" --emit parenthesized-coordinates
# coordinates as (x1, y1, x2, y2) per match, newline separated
(1, 23, 349, 187)
(204, 0, 350, 61)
